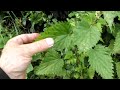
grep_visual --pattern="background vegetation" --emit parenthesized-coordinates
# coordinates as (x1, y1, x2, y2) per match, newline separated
(0, 11, 120, 79)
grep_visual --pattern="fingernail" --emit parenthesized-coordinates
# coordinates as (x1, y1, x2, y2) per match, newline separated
(45, 38, 54, 47)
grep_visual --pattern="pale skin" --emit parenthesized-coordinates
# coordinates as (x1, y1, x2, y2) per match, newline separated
(0, 33, 54, 79)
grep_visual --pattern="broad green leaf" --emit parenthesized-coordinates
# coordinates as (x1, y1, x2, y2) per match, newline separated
(36, 22, 72, 40)
(116, 62, 120, 79)
(73, 20, 101, 52)
(64, 51, 73, 59)
(53, 35, 72, 51)
(103, 11, 117, 33)
(34, 59, 65, 76)
(27, 64, 33, 73)
(88, 45, 113, 79)
(81, 12, 96, 25)
(36, 22, 72, 51)
(97, 17, 107, 25)
(34, 49, 66, 76)
(43, 49, 61, 62)
(113, 31, 120, 54)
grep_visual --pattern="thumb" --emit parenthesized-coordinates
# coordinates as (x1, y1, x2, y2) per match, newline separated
(22, 38, 54, 56)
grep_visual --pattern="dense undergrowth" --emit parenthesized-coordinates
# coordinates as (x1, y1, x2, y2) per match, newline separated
(0, 11, 120, 79)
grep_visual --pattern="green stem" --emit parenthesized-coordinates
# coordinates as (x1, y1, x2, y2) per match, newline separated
(8, 12, 19, 35)
(11, 11, 18, 19)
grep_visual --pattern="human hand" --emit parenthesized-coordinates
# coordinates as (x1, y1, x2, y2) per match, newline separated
(0, 33, 54, 79)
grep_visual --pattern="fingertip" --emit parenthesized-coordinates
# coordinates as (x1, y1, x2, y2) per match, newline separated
(45, 38, 54, 47)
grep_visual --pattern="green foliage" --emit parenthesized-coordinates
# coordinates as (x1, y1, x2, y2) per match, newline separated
(36, 22, 72, 51)
(28, 11, 51, 32)
(1, 11, 120, 79)
(102, 11, 118, 33)
(88, 45, 113, 79)
(34, 11, 120, 79)
(0, 23, 15, 48)
(87, 66, 95, 79)
(73, 20, 101, 52)
(34, 49, 65, 76)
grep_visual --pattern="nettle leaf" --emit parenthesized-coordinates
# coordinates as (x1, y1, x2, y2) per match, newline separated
(116, 62, 120, 79)
(54, 35, 72, 51)
(103, 11, 118, 33)
(34, 59, 64, 76)
(36, 22, 72, 51)
(33, 11, 118, 79)
(88, 45, 114, 79)
(113, 31, 120, 54)
(43, 49, 61, 62)
(73, 20, 101, 52)
(36, 21, 71, 39)
(34, 49, 65, 76)
(81, 12, 96, 25)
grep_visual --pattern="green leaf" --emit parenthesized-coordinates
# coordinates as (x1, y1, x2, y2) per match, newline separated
(113, 31, 120, 54)
(32, 52, 41, 62)
(36, 22, 71, 40)
(103, 11, 118, 33)
(64, 51, 73, 59)
(27, 64, 33, 73)
(116, 62, 120, 79)
(73, 20, 101, 52)
(54, 35, 72, 51)
(34, 49, 66, 76)
(43, 49, 61, 62)
(36, 22, 72, 51)
(88, 45, 113, 79)
(34, 59, 65, 76)
(69, 58, 77, 65)
(81, 12, 96, 25)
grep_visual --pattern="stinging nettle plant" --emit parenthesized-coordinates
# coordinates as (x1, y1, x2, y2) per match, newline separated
(28, 11, 120, 79)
